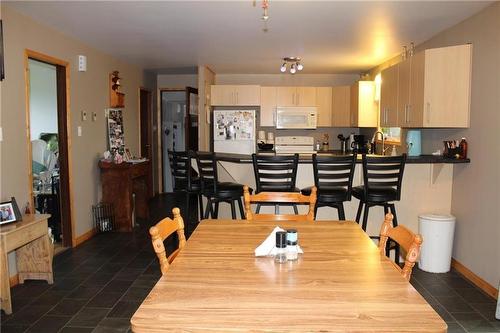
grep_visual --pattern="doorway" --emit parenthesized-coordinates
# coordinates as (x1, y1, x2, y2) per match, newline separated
(159, 87, 198, 192)
(139, 88, 154, 197)
(25, 50, 73, 250)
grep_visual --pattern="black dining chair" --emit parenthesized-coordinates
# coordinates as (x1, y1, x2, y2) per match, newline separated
(252, 153, 299, 214)
(195, 152, 249, 219)
(301, 153, 357, 220)
(168, 150, 203, 234)
(352, 153, 407, 262)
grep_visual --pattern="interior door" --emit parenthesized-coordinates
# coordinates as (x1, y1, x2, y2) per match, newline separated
(185, 87, 199, 151)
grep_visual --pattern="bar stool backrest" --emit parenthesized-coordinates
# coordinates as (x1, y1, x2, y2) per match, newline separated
(362, 154, 407, 200)
(168, 150, 196, 192)
(252, 154, 299, 193)
(195, 151, 218, 193)
(313, 154, 357, 200)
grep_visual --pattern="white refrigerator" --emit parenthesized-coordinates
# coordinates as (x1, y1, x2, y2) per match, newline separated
(213, 110, 256, 155)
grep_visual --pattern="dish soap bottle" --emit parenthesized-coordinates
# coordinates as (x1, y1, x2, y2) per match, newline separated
(459, 138, 468, 159)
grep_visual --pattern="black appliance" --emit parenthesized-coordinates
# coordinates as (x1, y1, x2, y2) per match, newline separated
(351, 135, 369, 153)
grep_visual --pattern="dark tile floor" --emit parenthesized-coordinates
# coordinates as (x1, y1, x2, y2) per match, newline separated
(1, 194, 499, 332)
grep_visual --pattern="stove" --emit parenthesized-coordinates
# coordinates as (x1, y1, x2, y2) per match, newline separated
(274, 136, 316, 154)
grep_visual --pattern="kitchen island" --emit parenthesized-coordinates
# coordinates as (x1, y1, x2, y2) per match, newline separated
(202, 152, 469, 238)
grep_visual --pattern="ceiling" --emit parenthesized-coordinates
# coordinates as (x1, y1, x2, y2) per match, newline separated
(7, 1, 492, 74)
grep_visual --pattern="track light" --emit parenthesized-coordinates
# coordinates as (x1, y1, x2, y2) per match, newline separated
(279, 57, 303, 74)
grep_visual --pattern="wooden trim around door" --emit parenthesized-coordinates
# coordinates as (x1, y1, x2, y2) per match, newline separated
(24, 49, 76, 247)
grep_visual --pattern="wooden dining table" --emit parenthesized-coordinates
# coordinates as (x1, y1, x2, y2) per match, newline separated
(131, 220, 447, 332)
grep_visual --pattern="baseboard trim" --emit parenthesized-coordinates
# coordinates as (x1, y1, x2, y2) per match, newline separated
(74, 228, 97, 247)
(9, 274, 19, 287)
(451, 258, 498, 300)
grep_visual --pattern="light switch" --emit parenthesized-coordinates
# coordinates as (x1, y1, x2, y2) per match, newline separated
(81, 110, 87, 121)
(77, 126, 82, 137)
(92, 112, 97, 122)
(78, 55, 87, 72)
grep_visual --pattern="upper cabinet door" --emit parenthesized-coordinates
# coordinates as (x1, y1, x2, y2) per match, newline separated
(211, 85, 236, 106)
(296, 87, 317, 106)
(380, 65, 399, 127)
(316, 87, 332, 127)
(233, 85, 261, 106)
(276, 87, 297, 106)
(397, 59, 411, 127)
(331, 86, 351, 127)
(423, 44, 472, 127)
(260, 87, 277, 127)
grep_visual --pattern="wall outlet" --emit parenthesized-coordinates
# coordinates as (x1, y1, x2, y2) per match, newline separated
(81, 110, 87, 121)
(77, 126, 82, 137)
(92, 112, 97, 122)
(0, 127, 3, 142)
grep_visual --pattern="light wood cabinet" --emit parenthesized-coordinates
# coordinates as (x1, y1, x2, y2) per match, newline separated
(350, 81, 377, 127)
(331, 86, 351, 127)
(316, 87, 332, 127)
(276, 87, 316, 107)
(383, 44, 472, 128)
(260, 87, 277, 127)
(210, 85, 260, 106)
(380, 65, 399, 127)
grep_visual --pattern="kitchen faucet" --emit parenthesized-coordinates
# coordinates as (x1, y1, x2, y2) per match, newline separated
(371, 131, 388, 155)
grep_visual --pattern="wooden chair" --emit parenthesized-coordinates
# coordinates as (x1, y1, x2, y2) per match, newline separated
(149, 207, 187, 276)
(378, 213, 423, 281)
(243, 185, 317, 221)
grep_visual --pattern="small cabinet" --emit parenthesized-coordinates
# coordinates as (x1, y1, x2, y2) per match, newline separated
(331, 86, 351, 127)
(260, 87, 277, 127)
(210, 85, 260, 106)
(350, 81, 377, 127)
(316, 87, 332, 127)
(276, 87, 316, 107)
(380, 65, 399, 127)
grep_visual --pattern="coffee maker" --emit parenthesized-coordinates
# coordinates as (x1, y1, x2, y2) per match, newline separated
(350, 135, 369, 153)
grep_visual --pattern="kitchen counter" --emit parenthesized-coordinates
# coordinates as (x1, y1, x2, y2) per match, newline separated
(214, 151, 471, 164)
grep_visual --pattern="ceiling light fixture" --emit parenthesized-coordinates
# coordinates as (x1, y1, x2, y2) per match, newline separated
(280, 57, 303, 74)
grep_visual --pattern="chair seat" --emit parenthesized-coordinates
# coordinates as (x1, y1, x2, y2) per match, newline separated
(203, 182, 253, 199)
(352, 186, 398, 203)
(301, 186, 348, 202)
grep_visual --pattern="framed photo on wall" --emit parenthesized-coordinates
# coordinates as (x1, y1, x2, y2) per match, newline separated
(106, 108, 125, 155)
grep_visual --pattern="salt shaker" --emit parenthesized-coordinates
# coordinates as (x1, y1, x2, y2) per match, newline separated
(275, 231, 287, 264)
(286, 229, 298, 261)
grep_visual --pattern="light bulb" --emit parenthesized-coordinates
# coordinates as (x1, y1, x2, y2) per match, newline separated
(290, 63, 296, 74)
(297, 62, 303, 71)
(280, 63, 287, 73)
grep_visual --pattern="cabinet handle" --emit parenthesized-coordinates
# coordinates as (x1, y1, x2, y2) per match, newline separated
(293, 93, 296, 105)
(273, 110, 276, 126)
(236, 92, 239, 104)
(426, 102, 430, 123)
(297, 93, 300, 106)
(407, 105, 411, 124)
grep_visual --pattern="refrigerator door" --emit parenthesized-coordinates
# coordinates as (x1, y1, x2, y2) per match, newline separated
(213, 110, 256, 154)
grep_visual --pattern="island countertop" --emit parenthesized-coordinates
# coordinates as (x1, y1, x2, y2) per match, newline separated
(213, 151, 470, 164)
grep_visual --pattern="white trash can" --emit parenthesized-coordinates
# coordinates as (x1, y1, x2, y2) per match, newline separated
(418, 214, 456, 273)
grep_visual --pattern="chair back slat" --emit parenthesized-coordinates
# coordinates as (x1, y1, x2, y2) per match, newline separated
(313, 154, 357, 200)
(168, 150, 197, 191)
(195, 152, 219, 193)
(149, 208, 186, 276)
(362, 154, 406, 200)
(378, 213, 422, 281)
(243, 185, 317, 221)
(252, 154, 299, 193)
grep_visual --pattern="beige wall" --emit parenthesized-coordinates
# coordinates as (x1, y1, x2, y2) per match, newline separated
(157, 74, 198, 89)
(215, 73, 358, 86)
(0, 5, 144, 245)
(370, 3, 500, 287)
(417, 2, 500, 288)
(197, 66, 215, 152)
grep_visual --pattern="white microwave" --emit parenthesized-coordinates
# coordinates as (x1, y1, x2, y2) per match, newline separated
(275, 107, 318, 129)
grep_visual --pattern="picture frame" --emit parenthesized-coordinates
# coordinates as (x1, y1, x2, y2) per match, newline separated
(124, 148, 133, 161)
(106, 108, 125, 155)
(0, 20, 5, 81)
(0, 198, 22, 225)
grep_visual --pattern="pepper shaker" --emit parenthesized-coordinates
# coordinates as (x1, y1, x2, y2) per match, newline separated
(275, 231, 287, 264)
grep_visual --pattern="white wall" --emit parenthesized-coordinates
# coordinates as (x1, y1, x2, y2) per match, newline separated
(29, 59, 58, 139)
(157, 74, 198, 88)
(215, 74, 358, 86)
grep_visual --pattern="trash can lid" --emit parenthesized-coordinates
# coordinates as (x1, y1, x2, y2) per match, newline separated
(419, 213, 456, 221)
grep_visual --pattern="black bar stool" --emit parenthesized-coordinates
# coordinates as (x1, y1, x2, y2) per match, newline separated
(301, 153, 357, 220)
(195, 152, 249, 219)
(252, 153, 299, 214)
(353, 153, 407, 261)
(168, 150, 203, 234)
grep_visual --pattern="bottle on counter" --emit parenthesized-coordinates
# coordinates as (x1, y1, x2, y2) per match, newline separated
(275, 231, 287, 264)
(459, 138, 468, 159)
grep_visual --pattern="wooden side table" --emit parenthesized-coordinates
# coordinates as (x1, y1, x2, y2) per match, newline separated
(0, 214, 53, 314)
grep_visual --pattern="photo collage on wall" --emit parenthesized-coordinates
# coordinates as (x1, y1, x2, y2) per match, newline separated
(107, 109, 125, 155)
